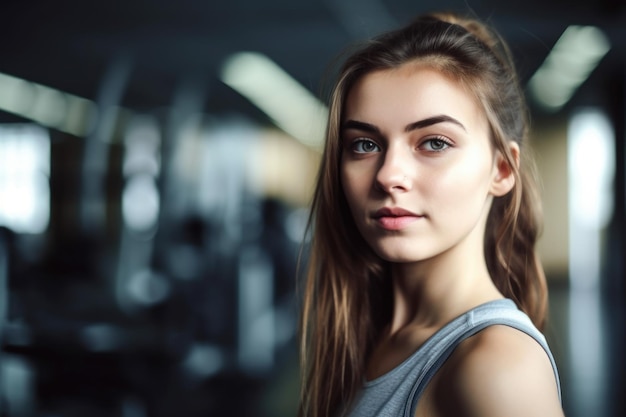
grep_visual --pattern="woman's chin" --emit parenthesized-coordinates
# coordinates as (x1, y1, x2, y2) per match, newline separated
(373, 248, 431, 264)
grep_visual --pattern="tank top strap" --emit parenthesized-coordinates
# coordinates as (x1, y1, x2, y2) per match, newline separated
(403, 299, 561, 417)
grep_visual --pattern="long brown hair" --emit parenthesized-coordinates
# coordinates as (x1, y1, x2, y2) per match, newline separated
(298, 12, 547, 417)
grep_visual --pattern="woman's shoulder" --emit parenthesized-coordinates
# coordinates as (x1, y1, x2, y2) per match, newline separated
(427, 324, 563, 417)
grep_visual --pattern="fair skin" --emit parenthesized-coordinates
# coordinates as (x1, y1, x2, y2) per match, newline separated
(340, 63, 563, 416)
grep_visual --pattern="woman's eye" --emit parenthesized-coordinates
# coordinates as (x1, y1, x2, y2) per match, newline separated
(352, 139, 381, 153)
(421, 137, 451, 152)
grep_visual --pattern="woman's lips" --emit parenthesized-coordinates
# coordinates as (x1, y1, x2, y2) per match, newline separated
(372, 207, 423, 230)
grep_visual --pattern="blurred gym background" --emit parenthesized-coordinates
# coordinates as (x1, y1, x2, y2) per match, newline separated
(0, 0, 624, 416)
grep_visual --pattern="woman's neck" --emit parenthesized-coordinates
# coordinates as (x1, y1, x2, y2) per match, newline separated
(364, 243, 504, 381)
(387, 240, 503, 335)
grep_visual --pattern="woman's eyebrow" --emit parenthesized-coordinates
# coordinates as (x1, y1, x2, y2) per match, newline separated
(342, 115, 466, 134)
(341, 120, 380, 134)
(405, 115, 466, 132)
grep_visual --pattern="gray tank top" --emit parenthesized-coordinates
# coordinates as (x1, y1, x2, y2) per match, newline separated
(346, 299, 561, 417)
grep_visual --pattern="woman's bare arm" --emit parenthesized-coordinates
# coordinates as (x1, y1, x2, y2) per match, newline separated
(430, 325, 564, 417)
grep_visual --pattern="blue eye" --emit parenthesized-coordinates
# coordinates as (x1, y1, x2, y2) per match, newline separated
(352, 139, 381, 153)
(421, 137, 451, 152)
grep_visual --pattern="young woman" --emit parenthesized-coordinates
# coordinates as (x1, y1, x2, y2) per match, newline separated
(298, 12, 564, 417)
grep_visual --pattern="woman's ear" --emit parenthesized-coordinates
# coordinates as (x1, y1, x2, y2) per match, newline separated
(490, 141, 519, 197)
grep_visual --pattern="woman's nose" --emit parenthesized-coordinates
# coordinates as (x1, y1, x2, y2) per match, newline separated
(375, 146, 413, 193)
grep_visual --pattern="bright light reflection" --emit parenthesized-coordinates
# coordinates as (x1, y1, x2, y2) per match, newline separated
(568, 108, 614, 288)
(121, 174, 160, 232)
(121, 116, 161, 233)
(0, 124, 50, 234)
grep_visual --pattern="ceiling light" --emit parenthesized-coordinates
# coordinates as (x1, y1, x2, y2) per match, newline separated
(528, 26, 610, 112)
(220, 52, 327, 150)
(0, 72, 98, 136)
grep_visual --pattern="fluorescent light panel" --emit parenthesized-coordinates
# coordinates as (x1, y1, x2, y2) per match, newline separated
(0, 72, 98, 136)
(220, 52, 327, 150)
(528, 25, 610, 111)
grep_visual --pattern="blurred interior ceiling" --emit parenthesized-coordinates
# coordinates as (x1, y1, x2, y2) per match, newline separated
(0, 0, 625, 129)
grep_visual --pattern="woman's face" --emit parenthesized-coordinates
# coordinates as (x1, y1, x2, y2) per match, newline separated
(340, 65, 506, 264)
